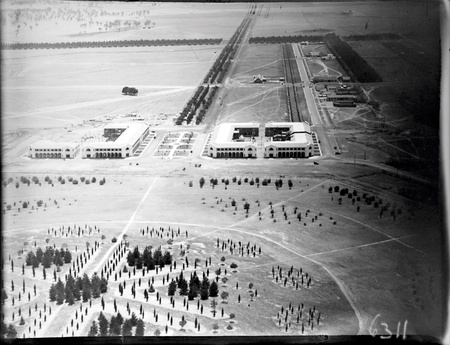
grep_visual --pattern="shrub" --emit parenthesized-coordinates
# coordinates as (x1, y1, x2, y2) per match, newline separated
(226, 324, 233, 330)
(72, 180, 78, 185)
(80, 177, 85, 182)
(111, 237, 117, 243)
(85, 180, 90, 185)
(230, 263, 238, 269)
(91, 177, 96, 183)
(230, 313, 235, 319)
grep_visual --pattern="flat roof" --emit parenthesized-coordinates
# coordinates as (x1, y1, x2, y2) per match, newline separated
(210, 122, 259, 146)
(210, 122, 313, 148)
(85, 122, 149, 149)
(30, 140, 79, 149)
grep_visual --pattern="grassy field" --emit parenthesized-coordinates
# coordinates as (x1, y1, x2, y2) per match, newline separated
(1, 0, 444, 341)
(2, 2, 247, 43)
(1, 171, 442, 337)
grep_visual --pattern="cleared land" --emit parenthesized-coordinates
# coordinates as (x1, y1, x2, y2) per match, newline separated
(2, 167, 443, 337)
(1, 0, 444, 342)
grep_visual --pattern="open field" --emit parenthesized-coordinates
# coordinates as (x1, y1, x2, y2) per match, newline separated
(1, 0, 445, 342)
(2, 46, 220, 129)
(2, 2, 247, 43)
(250, 1, 440, 39)
(231, 44, 284, 83)
(1, 169, 443, 338)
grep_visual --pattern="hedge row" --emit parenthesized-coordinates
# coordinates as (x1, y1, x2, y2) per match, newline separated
(249, 35, 324, 44)
(323, 33, 382, 83)
(203, 16, 251, 84)
(195, 86, 218, 124)
(344, 33, 402, 41)
(1, 38, 222, 50)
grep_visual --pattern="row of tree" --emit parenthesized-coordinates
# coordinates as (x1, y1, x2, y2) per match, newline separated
(249, 35, 324, 44)
(126, 246, 172, 270)
(168, 270, 219, 301)
(345, 33, 401, 41)
(1, 38, 222, 50)
(25, 246, 72, 268)
(88, 311, 144, 336)
(49, 272, 107, 305)
(199, 176, 294, 189)
(175, 85, 210, 125)
(323, 33, 382, 83)
(194, 86, 218, 125)
(203, 16, 250, 85)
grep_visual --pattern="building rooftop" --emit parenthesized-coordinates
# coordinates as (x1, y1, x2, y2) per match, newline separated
(85, 122, 149, 149)
(30, 140, 80, 149)
(210, 122, 259, 146)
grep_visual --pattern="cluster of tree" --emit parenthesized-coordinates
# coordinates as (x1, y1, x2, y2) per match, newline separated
(176, 85, 210, 125)
(88, 311, 144, 336)
(122, 87, 138, 96)
(195, 86, 218, 125)
(323, 33, 382, 83)
(345, 33, 401, 41)
(167, 270, 219, 301)
(26, 246, 72, 268)
(203, 17, 250, 85)
(249, 35, 324, 44)
(126, 246, 172, 270)
(199, 176, 293, 189)
(1, 39, 222, 50)
(0, 321, 17, 339)
(49, 272, 107, 305)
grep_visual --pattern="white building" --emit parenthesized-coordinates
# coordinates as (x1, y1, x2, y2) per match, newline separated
(264, 122, 314, 158)
(81, 122, 150, 159)
(29, 140, 80, 159)
(208, 122, 259, 158)
(208, 122, 315, 159)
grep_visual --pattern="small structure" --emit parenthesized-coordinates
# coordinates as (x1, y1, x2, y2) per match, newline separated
(327, 94, 358, 102)
(338, 76, 352, 83)
(300, 41, 309, 45)
(252, 75, 266, 83)
(312, 75, 339, 83)
(308, 51, 322, 58)
(29, 140, 80, 159)
(321, 53, 335, 60)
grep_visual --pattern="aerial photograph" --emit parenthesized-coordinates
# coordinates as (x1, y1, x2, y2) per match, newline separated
(1, 0, 447, 343)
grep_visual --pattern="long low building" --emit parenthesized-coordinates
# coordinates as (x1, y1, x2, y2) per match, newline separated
(29, 140, 80, 159)
(81, 122, 150, 159)
(208, 122, 315, 159)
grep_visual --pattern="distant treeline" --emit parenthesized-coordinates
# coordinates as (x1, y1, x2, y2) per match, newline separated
(249, 35, 324, 44)
(203, 16, 251, 84)
(323, 33, 382, 83)
(345, 33, 402, 41)
(1, 38, 222, 50)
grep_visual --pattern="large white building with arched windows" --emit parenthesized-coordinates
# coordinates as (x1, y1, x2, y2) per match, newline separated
(208, 122, 315, 159)
(81, 122, 150, 159)
(29, 141, 80, 159)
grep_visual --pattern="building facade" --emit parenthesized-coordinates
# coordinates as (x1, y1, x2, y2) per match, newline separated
(208, 122, 315, 159)
(81, 122, 150, 159)
(29, 141, 80, 159)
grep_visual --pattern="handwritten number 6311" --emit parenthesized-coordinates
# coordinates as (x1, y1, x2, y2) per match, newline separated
(369, 314, 407, 340)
